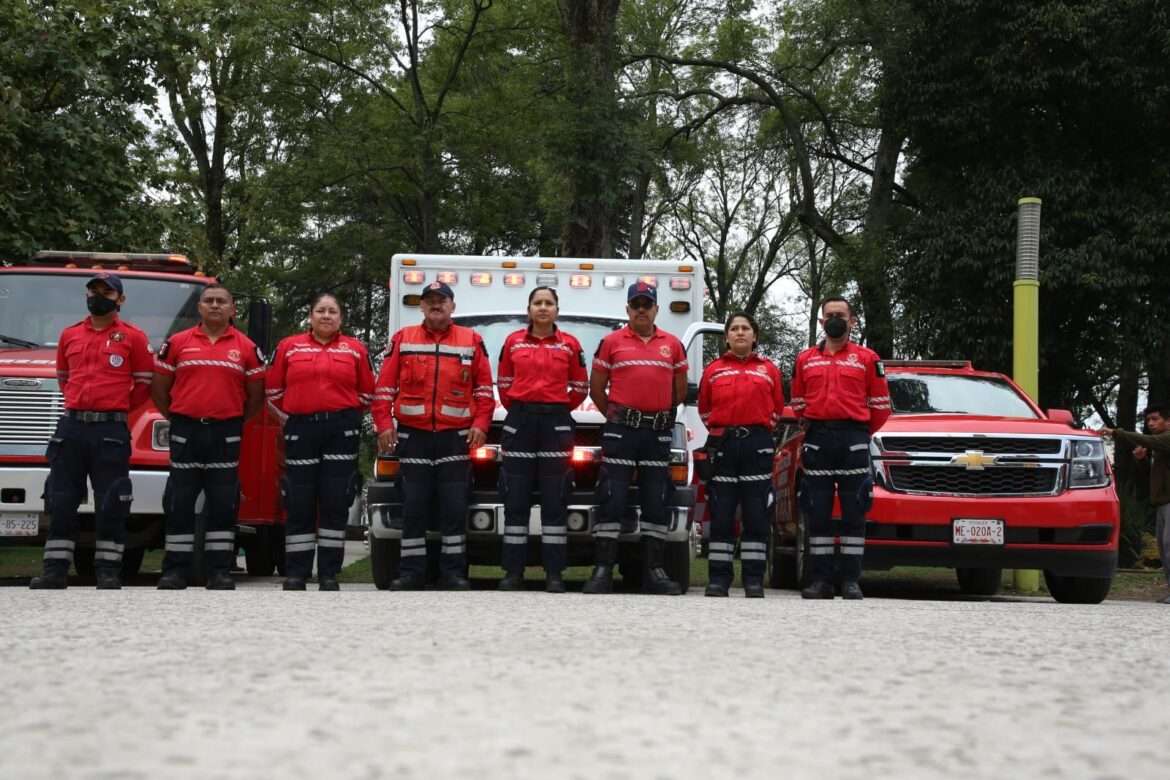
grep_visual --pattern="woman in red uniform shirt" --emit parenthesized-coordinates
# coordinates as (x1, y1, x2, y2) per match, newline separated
(697, 312, 785, 598)
(266, 293, 374, 591)
(495, 287, 588, 592)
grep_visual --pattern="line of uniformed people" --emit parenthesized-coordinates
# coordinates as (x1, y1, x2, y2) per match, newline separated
(31, 273, 889, 598)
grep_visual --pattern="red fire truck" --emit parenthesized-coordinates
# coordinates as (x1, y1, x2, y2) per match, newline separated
(0, 251, 285, 578)
(767, 360, 1120, 603)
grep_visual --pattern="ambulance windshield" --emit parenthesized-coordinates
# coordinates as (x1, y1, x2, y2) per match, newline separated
(455, 314, 624, 377)
(0, 272, 203, 350)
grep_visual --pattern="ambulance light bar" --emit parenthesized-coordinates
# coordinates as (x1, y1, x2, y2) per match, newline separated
(29, 250, 197, 274)
(670, 277, 691, 290)
(437, 272, 458, 284)
(603, 275, 623, 289)
(536, 274, 557, 286)
(569, 274, 591, 288)
(638, 275, 658, 286)
(503, 273, 525, 287)
(470, 273, 492, 286)
(402, 271, 425, 285)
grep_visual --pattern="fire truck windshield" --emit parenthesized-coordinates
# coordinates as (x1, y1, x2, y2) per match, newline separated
(888, 373, 1041, 418)
(455, 314, 624, 376)
(0, 272, 203, 349)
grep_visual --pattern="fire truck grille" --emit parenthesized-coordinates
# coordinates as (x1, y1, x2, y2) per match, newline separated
(879, 436, 1062, 455)
(0, 381, 66, 447)
(887, 465, 1059, 495)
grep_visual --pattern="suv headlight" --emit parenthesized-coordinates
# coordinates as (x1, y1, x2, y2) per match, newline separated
(151, 419, 170, 451)
(1069, 438, 1109, 489)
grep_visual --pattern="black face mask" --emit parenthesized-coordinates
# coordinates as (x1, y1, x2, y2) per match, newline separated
(86, 295, 118, 316)
(823, 315, 848, 339)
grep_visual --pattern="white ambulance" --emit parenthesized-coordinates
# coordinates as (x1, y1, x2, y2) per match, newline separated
(365, 253, 721, 590)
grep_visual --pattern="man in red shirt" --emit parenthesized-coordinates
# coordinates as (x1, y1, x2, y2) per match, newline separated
(790, 296, 891, 600)
(583, 281, 688, 595)
(30, 273, 153, 590)
(151, 283, 265, 590)
(373, 281, 493, 590)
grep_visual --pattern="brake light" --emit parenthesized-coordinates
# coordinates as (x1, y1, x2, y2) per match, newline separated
(375, 458, 400, 479)
(670, 464, 688, 485)
(571, 447, 596, 464)
(471, 446, 499, 462)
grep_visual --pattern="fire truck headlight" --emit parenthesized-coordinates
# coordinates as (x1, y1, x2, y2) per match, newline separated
(1069, 438, 1108, 489)
(151, 419, 170, 451)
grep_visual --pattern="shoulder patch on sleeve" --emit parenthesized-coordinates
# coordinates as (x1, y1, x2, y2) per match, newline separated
(158, 340, 170, 360)
(875, 360, 885, 378)
(578, 348, 586, 368)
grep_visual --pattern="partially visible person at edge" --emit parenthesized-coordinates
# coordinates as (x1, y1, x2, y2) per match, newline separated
(495, 286, 589, 593)
(266, 293, 375, 591)
(790, 296, 891, 600)
(697, 312, 785, 598)
(582, 281, 688, 596)
(372, 281, 493, 591)
(1103, 403, 1170, 604)
(30, 273, 153, 590)
(151, 283, 265, 591)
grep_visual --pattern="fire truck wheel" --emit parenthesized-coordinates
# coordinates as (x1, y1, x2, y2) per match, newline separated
(244, 526, 276, 576)
(1043, 571, 1112, 604)
(769, 530, 799, 590)
(664, 540, 692, 592)
(120, 547, 145, 580)
(370, 536, 400, 590)
(955, 567, 1002, 597)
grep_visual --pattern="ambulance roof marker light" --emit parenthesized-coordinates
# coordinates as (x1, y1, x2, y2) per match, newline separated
(401, 258, 417, 266)
(540, 262, 556, 270)
(579, 263, 594, 270)
(678, 265, 694, 272)
(501, 261, 517, 269)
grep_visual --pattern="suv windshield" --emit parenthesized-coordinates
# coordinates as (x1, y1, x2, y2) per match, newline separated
(455, 314, 624, 376)
(0, 272, 203, 349)
(889, 373, 1040, 418)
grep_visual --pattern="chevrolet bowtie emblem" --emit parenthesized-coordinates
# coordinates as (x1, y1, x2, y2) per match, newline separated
(951, 450, 996, 470)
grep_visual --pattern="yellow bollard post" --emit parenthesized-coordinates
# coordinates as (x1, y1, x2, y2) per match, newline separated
(1012, 197, 1042, 593)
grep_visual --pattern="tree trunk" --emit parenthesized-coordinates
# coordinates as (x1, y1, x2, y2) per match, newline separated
(1113, 360, 1140, 493)
(854, 126, 902, 358)
(1148, 335, 1170, 407)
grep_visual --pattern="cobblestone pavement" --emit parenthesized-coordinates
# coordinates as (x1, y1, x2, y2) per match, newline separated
(2, 585, 1167, 779)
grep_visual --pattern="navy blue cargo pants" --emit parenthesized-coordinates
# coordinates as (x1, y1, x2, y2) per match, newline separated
(594, 422, 672, 563)
(163, 415, 243, 578)
(798, 420, 873, 583)
(707, 427, 774, 585)
(282, 409, 362, 580)
(397, 425, 470, 579)
(499, 405, 574, 577)
(41, 415, 132, 575)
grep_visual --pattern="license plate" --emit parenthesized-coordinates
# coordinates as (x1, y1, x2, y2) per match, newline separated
(953, 518, 1004, 545)
(0, 512, 40, 537)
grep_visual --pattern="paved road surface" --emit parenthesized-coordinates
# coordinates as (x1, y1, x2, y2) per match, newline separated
(2, 585, 1167, 779)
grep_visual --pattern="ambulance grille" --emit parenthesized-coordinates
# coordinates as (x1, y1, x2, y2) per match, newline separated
(0, 380, 65, 448)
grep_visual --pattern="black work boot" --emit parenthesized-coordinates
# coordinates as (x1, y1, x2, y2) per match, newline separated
(801, 579, 835, 599)
(545, 573, 566, 593)
(157, 571, 188, 590)
(389, 572, 427, 591)
(438, 573, 471, 591)
(704, 580, 730, 597)
(206, 571, 236, 591)
(95, 569, 122, 590)
(642, 538, 682, 596)
(841, 580, 864, 600)
(318, 577, 340, 592)
(582, 538, 616, 594)
(743, 578, 765, 599)
(29, 571, 68, 590)
(497, 572, 525, 591)
(282, 577, 307, 591)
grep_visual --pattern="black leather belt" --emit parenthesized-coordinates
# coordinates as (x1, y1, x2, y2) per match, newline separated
(512, 402, 569, 414)
(608, 406, 674, 431)
(806, 419, 867, 430)
(65, 410, 127, 423)
(171, 413, 243, 425)
(290, 408, 360, 423)
(723, 425, 770, 438)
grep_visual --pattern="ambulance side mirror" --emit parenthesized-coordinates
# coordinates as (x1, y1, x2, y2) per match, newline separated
(685, 382, 700, 405)
(246, 298, 273, 356)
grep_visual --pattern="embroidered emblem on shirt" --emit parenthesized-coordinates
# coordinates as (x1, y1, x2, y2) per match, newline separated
(228, 349, 241, 362)
(659, 345, 671, 357)
(108, 354, 124, 368)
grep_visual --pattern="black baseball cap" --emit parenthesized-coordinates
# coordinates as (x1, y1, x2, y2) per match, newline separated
(421, 280, 454, 300)
(627, 280, 657, 303)
(87, 272, 124, 295)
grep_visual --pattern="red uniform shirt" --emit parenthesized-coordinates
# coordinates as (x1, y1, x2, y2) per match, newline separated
(790, 341, 891, 433)
(497, 326, 588, 409)
(372, 323, 494, 433)
(698, 352, 786, 433)
(154, 325, 264, 419)
(55, 315, 153, 411)
(266, 332, 375, 415)
(593, 325, 687, 413)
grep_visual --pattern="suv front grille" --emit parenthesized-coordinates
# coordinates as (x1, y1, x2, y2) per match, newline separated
(887, 465, 1058, 495)
(878, 436, 1062, 455)
(0, 380, 65, 448)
